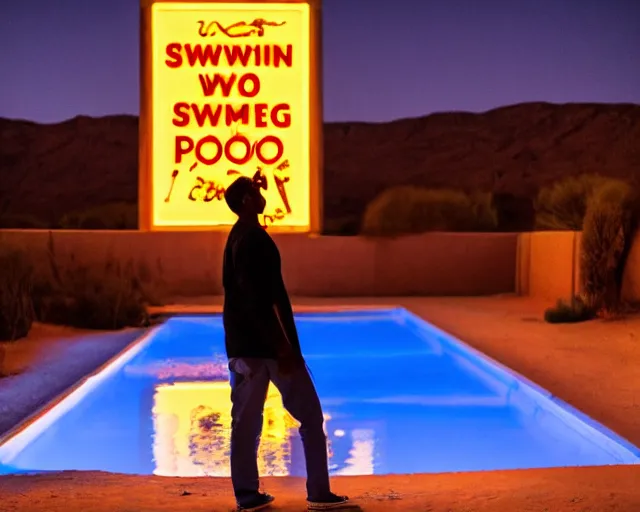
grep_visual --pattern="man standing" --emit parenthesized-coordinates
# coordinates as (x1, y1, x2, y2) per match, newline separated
(222, 176, 349, 512)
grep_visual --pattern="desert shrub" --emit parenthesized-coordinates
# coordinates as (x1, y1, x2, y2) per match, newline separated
(32, 234, 149, 330)
(361, 186, 497, 236)
(0, 214, 49, 229)
(58, 202, 137, 230)
(544, 297, 595, 324)
(534, 174, 627, 230)
(0, 247, 34, 341)
(580, 180, 640, 314)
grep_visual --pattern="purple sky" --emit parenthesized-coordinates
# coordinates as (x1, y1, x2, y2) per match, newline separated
(1, 0, 639, 123)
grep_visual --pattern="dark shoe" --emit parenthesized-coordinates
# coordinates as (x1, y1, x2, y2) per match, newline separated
(307, 493, 350, 510)
(237, 492, 275, 511)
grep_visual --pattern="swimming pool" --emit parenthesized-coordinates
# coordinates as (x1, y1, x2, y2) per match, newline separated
(0, 308, 638, 476)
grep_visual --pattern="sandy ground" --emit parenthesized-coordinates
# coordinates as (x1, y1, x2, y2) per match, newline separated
(1, 466, 639, 512)
(0, 323, 143, 436)
(1, 296, 639, 511)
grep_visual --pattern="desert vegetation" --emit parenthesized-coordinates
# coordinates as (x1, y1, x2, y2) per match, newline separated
(0, 234, 152, 350)
(357, 173, 640, 321)
(541, 175, 640, 322)
(361, 187, 497, 235)
(533, 174, 629, 231)
(0, 246, 35, 377)
(0, 248, 34, 341)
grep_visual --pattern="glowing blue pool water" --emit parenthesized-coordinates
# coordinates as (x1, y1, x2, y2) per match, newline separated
(1, 308, 639, 476)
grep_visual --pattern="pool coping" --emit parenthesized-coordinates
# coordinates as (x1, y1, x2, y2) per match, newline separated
(147, 303, 397, 316)
(1, 303, 639, 471)
(0, 328, 160, 459)
(399, 309, 640, 463)
(0, 304, 376, 455)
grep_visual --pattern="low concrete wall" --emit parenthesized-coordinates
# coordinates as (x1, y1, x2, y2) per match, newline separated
(518, 230, 640, 304)
(516, 231, 580, 303)
(0, 230, 518, 299)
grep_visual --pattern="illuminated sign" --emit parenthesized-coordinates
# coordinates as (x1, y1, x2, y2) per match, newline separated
(140, 0, 321, 232)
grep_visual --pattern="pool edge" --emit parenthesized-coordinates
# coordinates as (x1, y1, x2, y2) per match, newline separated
(0, 326, 162, 461)
(148, 303, 403, 317)
(399, 307, 640, 463)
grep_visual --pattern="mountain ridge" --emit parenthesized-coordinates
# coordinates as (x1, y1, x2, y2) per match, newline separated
(1, 101, 639, 230)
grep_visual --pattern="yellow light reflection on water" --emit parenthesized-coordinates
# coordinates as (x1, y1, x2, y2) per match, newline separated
(152, 381, 324, 477)
(151, 380, 376, 477)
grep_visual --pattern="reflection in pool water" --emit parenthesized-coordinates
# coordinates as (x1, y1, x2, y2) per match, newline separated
(151, 381, 366, 477)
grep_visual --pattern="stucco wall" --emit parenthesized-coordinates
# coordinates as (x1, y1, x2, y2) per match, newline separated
(517, 230, 640, 304)
(516, 231, 579, 303)
(0, 230, 518, 299)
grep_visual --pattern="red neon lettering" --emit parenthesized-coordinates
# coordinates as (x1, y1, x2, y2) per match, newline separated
(184, 44, 223, 66)
(175, 135, 285, 166)
(165, 43, 182, 68)
(255, 136, 284, 165)
(271, 103, 291, 128)
(224, 135, 253, 165)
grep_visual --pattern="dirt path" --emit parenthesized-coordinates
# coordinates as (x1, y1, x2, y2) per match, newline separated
(0, 466, 638, 511)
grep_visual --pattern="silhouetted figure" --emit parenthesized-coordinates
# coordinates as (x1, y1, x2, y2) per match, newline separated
(222, 176, 349, 512)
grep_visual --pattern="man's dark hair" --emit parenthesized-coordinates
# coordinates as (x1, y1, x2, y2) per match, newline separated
(225, 176, 254, 215)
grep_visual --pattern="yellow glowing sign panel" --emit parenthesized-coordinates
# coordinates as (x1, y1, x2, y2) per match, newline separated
(150, 2, 311, 229)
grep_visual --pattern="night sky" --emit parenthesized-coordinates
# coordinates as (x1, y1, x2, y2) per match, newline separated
(1, 0, 639, 124)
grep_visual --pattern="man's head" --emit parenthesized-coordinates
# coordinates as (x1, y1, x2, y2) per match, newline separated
(224, 176, 266, 217)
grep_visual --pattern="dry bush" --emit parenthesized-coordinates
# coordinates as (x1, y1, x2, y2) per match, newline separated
(534, 174, 622, 230)
(544, 297, 595, 324)
(580, 180, 640, 315)
(362, 186, 497, 236)
(32, 234, 150, 330)
(0, 246, 34, 342)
